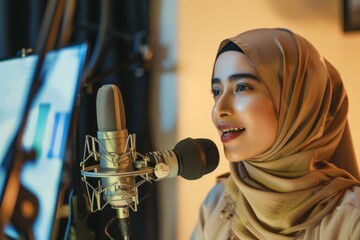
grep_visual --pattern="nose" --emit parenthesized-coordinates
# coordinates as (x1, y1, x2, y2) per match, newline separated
(212, 93, 232, 118)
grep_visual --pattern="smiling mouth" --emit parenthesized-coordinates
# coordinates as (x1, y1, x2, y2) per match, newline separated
(222, 128, 245, 136)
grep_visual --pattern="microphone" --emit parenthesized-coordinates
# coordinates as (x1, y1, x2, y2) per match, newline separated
(146, 137, 219, 180)
(96, 84, 133, 239)
(80, 84, 219, 239)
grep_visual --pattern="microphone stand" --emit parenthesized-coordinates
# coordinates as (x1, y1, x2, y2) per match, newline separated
(117, 207, 131, 240)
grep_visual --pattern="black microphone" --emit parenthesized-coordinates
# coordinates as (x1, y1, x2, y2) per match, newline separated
(146, 137, 219, 180)
(96, 84, 133, 239)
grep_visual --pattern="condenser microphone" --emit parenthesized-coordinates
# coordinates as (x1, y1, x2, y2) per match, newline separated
(82, 84, 220, 239)
(96, 84, 133, 239)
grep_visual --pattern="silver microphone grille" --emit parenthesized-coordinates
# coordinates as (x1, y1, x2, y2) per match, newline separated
(96, 84, 126, 131)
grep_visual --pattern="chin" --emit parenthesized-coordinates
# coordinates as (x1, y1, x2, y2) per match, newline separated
(224, 150, 247, 162)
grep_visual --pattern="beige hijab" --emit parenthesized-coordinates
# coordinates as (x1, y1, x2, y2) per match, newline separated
(217, 28, 360, 239)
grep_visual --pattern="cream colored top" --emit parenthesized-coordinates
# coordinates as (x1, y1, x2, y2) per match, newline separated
(192, 179, 360, 240)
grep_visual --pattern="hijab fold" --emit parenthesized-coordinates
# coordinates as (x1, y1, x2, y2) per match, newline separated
(217, 28, 360, 239)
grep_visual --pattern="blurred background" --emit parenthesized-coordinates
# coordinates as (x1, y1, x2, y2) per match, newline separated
(1, 0, 359, 239)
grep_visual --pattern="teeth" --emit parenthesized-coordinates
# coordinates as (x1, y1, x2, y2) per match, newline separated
(223, 128, 244, 134)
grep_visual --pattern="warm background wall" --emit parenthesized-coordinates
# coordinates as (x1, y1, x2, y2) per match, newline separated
(151, 0, 360, 239)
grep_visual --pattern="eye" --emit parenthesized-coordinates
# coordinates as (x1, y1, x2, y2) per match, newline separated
(211, 88, 221, 98)
(235, 83, 253, 92)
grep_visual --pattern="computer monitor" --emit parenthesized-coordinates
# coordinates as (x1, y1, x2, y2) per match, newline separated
(0, 54, 38, 201)
(2, 43, 88, 240)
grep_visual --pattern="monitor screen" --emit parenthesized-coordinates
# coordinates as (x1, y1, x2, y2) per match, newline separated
(3, 43, 88, 240)
(0, 54, 38, 201)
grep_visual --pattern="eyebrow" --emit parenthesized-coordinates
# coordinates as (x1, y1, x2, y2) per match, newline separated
(212, 73, 259, 85)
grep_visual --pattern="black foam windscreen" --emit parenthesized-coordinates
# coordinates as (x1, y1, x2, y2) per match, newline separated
(174, 138, 219, 180)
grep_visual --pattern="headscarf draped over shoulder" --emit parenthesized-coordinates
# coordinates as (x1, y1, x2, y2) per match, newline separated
(216, 28, 360, 239)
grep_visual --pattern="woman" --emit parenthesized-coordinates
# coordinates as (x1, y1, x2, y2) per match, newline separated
(192, 28, 360, 239)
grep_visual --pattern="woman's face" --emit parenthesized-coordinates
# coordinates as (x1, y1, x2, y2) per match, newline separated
(211, 51, 278, 162)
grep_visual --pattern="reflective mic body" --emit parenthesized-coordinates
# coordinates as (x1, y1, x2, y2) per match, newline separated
(96, 84, 134, 238)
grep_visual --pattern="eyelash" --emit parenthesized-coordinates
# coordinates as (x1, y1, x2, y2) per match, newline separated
(211, 83, 253, 98)
(235, 83, 253, 92)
